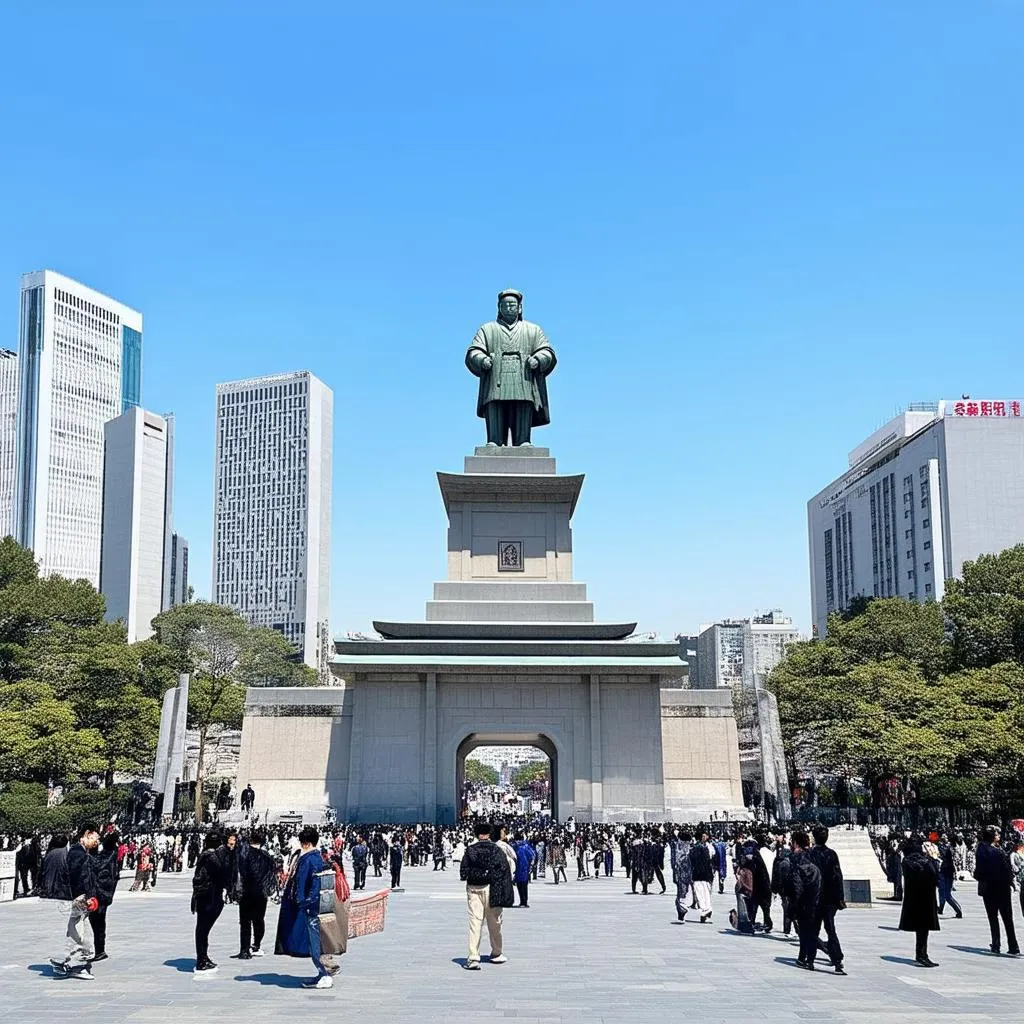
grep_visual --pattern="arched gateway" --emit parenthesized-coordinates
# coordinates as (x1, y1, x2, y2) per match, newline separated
(455, 733, 559, 820)
(238, 444, 746, 824)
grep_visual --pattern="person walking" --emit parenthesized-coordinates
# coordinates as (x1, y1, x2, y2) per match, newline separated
(974, 826, 1020, 956)
(670, 829, 693, 922)
(389, 836, 404, 890)
(785, 831, 822, 971)
(936, 834, 963, 919)
(351, 836, 369, 891)
(689, 831, 714, 923)
(459, 820, 514, 970)
(899, 835, 941, 967)
(806, 826, 847, 975)
(236, 828, 276, 959)
(513, 833, 535, 908)
(771, 832, 796, 937)
(273, 825, 334, 989)
(191, 833, 227, 974)
(48, 824, 101, 979)
(88, 829, 121, 963)
(550, 837, 568, 885)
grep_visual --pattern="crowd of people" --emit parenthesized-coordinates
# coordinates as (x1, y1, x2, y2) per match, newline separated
(4, 814, 1023, 987)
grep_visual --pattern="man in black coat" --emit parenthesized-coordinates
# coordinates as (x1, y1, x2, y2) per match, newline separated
(459, 820, 514, 970)
(89, 829, 121, 962)
(974, 826, 1020, 956)
(50, 823, 101, 978)
(806, 825, 847, 974)
(898, 836, 941, 967)
(236, 827, 277, 959)
(351, 836, 369, 891)
(785, 831, 822, 970)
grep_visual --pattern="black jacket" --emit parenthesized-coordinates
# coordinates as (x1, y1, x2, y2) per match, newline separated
(899, 851, 940, 933)
(93, 848, 121, 907)
(239, 846, 277, 899)
(806, 844, 845, 909)
(192, 849, 226, 913)
(689, 843, 714, 883)
(67, 843, 96, 901)
(460, 840, 514, 909)
(974, 842, 1012, 897)
(39, 846, 71, 900)
(771, 846, 792, 896)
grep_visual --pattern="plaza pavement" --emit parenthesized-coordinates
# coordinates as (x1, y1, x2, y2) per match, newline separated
(1, 863, 1020, 1024)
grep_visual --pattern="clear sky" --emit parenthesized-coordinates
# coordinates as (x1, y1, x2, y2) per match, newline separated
(2, 2, 1022, 638)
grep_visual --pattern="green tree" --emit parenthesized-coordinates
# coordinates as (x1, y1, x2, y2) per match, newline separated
(464, 759, 498, 787)
(944, 545, 1024, 669)
(511, 760, 549, 788)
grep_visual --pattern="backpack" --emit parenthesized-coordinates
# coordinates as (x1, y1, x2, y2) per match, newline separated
(462, 845, 492, 887)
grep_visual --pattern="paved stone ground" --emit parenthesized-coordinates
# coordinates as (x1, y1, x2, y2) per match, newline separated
(1, 865, 1021, 1023)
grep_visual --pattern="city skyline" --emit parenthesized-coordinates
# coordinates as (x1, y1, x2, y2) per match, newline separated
(3, 7, 1023, 637)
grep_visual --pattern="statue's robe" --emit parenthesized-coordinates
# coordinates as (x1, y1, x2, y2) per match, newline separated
(466, 318, 556, 427)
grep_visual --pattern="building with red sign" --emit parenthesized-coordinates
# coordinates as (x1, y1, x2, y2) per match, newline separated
(808, 401, 1024, 636)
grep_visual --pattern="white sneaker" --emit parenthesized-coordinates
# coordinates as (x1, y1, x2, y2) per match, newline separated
(490, 955, 508, 965)
(250, 947, 265, 957)
(303, 975, 334, 989)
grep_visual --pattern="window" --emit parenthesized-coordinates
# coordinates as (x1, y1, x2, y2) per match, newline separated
(924, 562, 931, 572)
(920, 465, 928, 478)
(923, 541, 931, 550)
(908, 570, 915, 579)
(925, 583, 932, 593)
(905, 529, 912, 539)
(922, 518, 930, 528)
(904, 510, 910, 519)
(921, 498, 928, 508)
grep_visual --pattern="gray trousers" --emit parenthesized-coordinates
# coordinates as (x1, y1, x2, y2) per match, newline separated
(66, 902, 95, 965)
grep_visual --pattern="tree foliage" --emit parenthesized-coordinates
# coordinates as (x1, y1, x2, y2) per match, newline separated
(0, 539, 319, 826)
(464, 759, 498, 787)
(512, 760, 549, 788)
(769, 552, 1024, 810)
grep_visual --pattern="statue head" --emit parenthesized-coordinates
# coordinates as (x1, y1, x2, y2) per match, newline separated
(497, 288, 523, 324)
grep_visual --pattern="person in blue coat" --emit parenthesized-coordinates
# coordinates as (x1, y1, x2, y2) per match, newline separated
(274, 826, 333, 989)
(512, 834, 536, 908)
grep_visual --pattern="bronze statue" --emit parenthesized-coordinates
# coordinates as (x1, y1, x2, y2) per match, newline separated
(466, 289, 556, 447)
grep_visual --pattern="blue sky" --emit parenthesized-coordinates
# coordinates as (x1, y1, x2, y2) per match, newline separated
(2, 2, 1022, 637)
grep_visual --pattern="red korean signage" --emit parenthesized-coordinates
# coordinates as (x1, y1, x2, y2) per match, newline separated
(945, 400, 1022, 418)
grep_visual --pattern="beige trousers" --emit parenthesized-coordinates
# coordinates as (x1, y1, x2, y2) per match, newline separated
(466, 885, 503, 962)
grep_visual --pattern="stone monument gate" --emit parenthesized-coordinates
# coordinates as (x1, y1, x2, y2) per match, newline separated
(238, 447, 745, 823)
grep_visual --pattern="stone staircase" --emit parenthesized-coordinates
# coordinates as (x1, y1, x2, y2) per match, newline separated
(827, 827, 892, 900)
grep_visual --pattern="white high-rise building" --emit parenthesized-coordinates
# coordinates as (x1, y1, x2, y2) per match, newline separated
(14, 271, 143, 584)
(99, 408, 171, 642)
(808, 400, 1024, 635)
(0, 350, 19, 536)
(213, 371, 333, 676)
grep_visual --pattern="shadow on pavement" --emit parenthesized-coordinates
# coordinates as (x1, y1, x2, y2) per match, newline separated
(235, 973, 306, 988)
(877, 925, 901, 931)
(27, 963, 64, 979)
(880, 955, 921, 966)
(947, 945, 1001, 957)
(163, 958, 196, 973)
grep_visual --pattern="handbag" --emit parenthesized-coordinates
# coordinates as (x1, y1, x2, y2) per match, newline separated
(318, 911, 347, 955)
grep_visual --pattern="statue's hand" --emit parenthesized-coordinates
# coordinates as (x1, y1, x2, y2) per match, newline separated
(481, 356, 493, 371)
(527, 356, 540, 371)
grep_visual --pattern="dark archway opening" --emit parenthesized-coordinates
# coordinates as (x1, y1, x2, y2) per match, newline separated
(456, 732, 557, 823)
